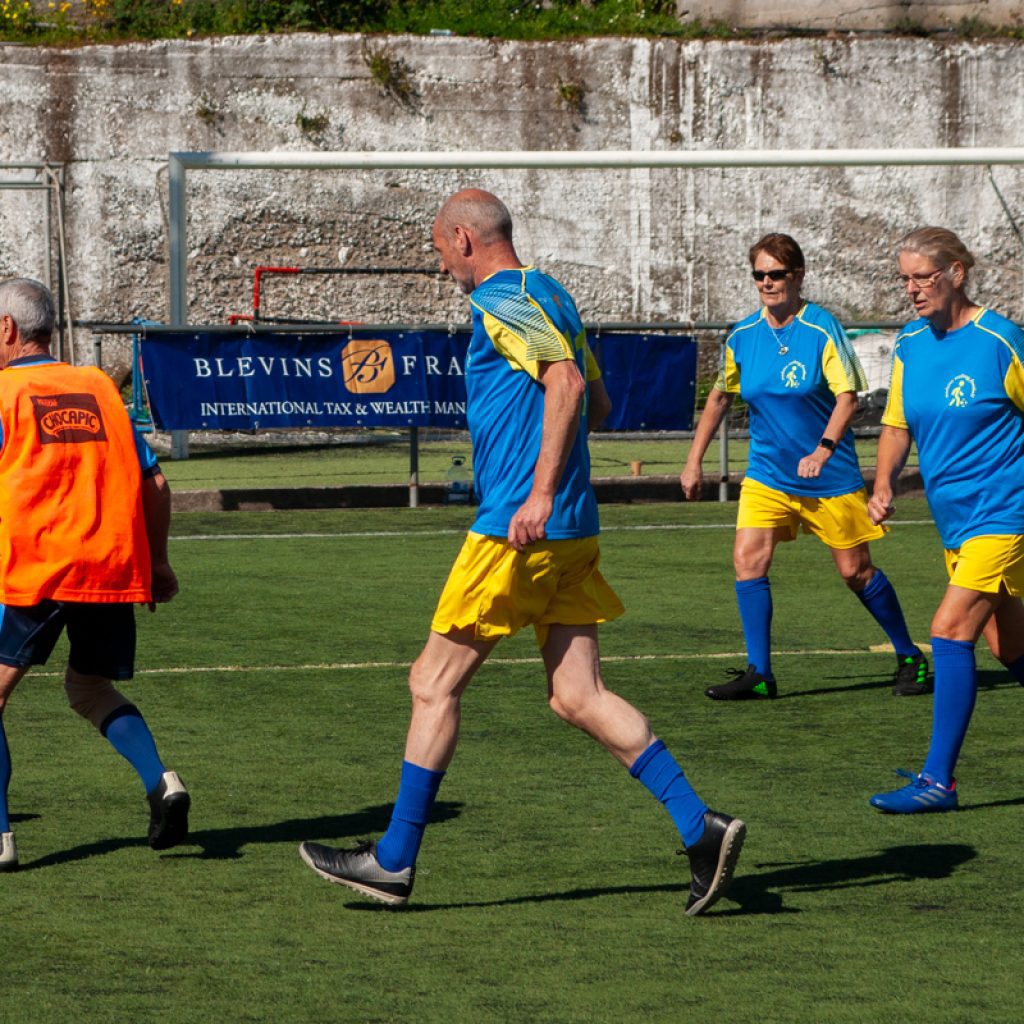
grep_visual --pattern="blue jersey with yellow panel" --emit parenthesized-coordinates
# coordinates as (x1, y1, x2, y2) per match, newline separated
(882, 307, 1024, 549)
(466, 266, 599, 540)
(719, 302, 868, 497)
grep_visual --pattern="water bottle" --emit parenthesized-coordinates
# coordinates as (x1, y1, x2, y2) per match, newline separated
(445, 456, 473, 505)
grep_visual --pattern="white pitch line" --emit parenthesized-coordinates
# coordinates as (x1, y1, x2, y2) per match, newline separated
(169, 520, 935, 542)
(32, 647, 900, 679)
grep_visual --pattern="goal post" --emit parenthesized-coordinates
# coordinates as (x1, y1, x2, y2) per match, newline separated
(168, 144, 1024, 328)
(166, 146, 1024, 461)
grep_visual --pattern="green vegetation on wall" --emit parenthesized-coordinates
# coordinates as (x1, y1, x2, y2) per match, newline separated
(2, 0, 1017, 44)
(0, 0, 732, 44)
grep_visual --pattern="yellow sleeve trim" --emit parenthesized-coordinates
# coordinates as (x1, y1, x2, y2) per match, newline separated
(582, 336, 601, 382)
(822, 339, 856, 396)
(798, 311, 868, 393)
(480, 310, 541, 380)
(967, 309, 1024, 412)
(472, 292, 574, 370)
(717, 345, 739, 393)
(1005, 352, 1024, 414)
(881, 353, 907, 429)
(719, 321, 759, 394)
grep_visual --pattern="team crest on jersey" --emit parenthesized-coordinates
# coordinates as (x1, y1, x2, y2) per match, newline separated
(945, 374, 976, 408)
(781, 361, 807, 389)
(32, 393, 107, 445)
(340, 339, 395, 394)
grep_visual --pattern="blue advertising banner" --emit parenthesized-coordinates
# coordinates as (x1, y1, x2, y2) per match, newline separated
(140, 330, 695, 431)
(141, 330, 468, 431)
(592, 334, 697, 431)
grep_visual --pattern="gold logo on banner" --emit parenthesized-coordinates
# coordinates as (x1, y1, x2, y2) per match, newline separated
(340, 339, 395, 394)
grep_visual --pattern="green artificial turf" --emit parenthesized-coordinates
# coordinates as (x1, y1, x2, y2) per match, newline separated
(3, 500, 1021, 1023)
(156, 435, 915, 491)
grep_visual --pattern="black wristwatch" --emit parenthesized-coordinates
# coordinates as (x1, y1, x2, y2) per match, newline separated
(818, 437, 836, 451)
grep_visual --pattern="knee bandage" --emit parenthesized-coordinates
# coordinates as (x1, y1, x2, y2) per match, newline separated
(64, 677, 132, 731)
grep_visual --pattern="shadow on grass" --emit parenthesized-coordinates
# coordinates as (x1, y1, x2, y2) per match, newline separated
(778, 676, 891, 699)
(345, 841, 976, 917)
(172, 441, 398, 462)
(951, 795, 1024, 813)
(345, 880, 693, 914)
(781, 668, 1016, 700)
(19, 800, 463, 871)
(976, 669, 1021, 691)
(697, 663, 892, 701)
(719, 842, 976, 916)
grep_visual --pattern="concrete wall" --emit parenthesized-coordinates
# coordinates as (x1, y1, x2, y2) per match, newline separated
(682, 1, 1024, 31)
(2, 32, 1024, 367)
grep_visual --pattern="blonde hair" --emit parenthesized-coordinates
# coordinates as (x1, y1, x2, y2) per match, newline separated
(896, 227, 975, 283)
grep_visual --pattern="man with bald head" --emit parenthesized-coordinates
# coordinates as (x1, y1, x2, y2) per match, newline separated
(300, 190, 745, 916)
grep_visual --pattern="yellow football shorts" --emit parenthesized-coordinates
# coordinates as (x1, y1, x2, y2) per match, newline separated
(737, 477, 885, 550)
(431, 531, 625, 648)
(943, 534, 1024, 596)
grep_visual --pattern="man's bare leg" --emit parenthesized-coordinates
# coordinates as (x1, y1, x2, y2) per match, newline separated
(541, 623, 745, 916)
(298, 628, 495, 904)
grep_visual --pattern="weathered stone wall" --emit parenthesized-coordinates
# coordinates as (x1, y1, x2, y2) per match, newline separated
(682, 0, 1024, 31)
(2, 32, 1024, 366)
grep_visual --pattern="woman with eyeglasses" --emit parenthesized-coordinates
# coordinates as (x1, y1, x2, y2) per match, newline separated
(866, 226, 1024, 813)
(681, 232, 927, 701)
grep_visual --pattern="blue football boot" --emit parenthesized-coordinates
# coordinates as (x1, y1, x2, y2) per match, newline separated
(869, 769, 958, 813)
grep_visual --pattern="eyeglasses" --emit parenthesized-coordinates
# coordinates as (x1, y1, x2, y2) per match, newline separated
(896, 267, 947, 289)
(752, 269, 792, 283)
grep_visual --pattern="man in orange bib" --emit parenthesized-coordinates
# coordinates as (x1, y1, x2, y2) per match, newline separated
(0, 278, 188, 872)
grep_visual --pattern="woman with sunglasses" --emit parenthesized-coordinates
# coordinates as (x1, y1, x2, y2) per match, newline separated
(867, 226, 1024, 813)
(681, 233, 927, 701)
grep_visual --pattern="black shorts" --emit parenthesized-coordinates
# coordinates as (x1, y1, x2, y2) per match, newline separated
(0, 601, 137, 680)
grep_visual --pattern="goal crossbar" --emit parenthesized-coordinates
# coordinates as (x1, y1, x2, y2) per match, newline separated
(165, 146, 1024, 459)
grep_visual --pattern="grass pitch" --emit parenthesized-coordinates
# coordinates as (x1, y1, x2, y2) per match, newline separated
(154, 434, 918, 491)
(4, 500, 1023, 1023)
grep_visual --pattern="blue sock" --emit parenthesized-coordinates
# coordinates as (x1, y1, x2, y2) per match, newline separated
(100, 706, 165, 795)
(375, 761, 445, 872)
(1001, 653, 1024, 685)
(0, 715, 10, 834)
(922, 637, 977, 788)
(736, 577, 773, 679)
(629, 739, 708, 848)
(855, 569, 918, 659)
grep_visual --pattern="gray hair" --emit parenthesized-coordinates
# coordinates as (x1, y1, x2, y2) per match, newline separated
(437, 189, 513, 246)
(896, 227, 976, 284)
(0, 277, 56, 344)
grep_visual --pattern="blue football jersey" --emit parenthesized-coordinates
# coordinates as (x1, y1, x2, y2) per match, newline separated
(882, 307, 1024, 549)
(718, 302, 868, 497)
(465, 266, 599, 540)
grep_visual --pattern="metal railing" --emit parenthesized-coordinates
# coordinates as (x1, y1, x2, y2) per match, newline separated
(0, 162, 72, 361)
(87, 316, 907, 503)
